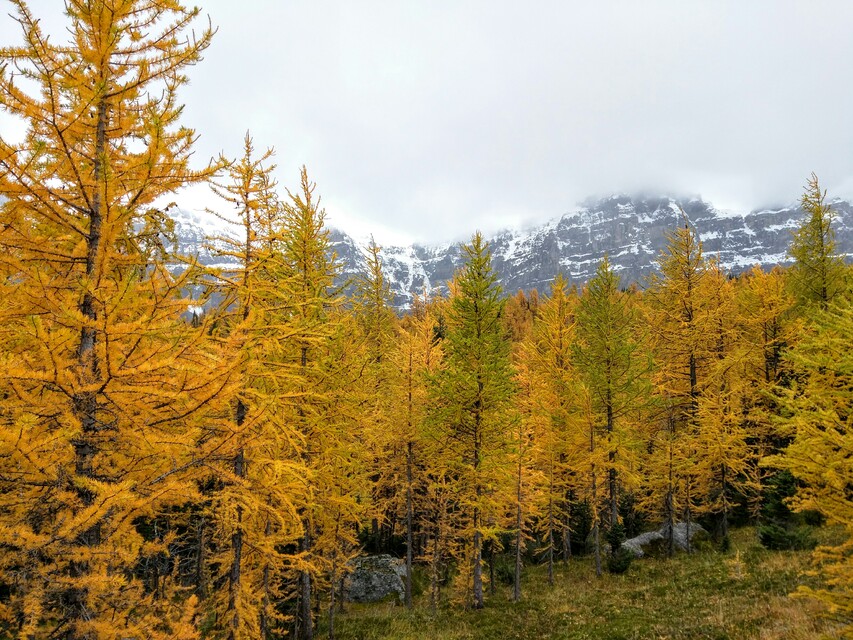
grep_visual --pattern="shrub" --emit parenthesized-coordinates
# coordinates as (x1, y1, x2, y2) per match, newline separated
(492, 554, 515, 586)
(757, 523, 816, 551)
(607, 547, 633, 574)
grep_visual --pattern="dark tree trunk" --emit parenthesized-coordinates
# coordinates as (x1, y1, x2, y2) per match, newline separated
(563, 502, 572, 562)
(328, 562, 336, 640)
(260, 517, 271, 639)
(405, 441, 414, 608)
(472, 384, 484, 609)
(196, 517, 208, 601)
(547, 496, 554, 586)
(592, 470, 601, 577)
(68, 96, 109, 639)
(606, 388, 618, 528)
(226, 417, 246, 640)
(299, 531, 314, 640)
(513, 442, 523, 601)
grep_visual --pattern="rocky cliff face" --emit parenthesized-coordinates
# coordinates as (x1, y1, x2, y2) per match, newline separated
(169, 195, 853, 310)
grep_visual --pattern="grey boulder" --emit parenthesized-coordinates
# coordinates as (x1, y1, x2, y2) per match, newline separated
(343, 555, 406, 603)
(622, 522, 708, 558)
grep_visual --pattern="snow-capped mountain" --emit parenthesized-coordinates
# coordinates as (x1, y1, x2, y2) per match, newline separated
(168, 194, 853, 310)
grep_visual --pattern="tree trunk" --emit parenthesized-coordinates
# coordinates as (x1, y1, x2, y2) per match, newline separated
(328, 562, 336, 640)
(666, 422, 675, 558)
(606, 389, 618, 528)
(227, 438, 246, 640)
(196, 517, 208, 601)
(514, 504, 522, 601)
(430, 521, 441, 613)
(685, 484, 693, 555)
(297, 339, 314, 640)
(513, 440, 523, 601)
(592, 468, 601, 577)
(665, 488, 675, 558)
(299, 530, 314, 640)
(261, 517, 271, 639)
(488, 541, 495, 597)
(547, 497, 554, 586)
(405, 441, 414, 609)
(563, 502, 572, 562)
(590, 421, 601, 577)
(720, 464, 729, 541)
(473, 523, 484, 608)
(69, 95, 108, 638)
(472, 393, 484, 609)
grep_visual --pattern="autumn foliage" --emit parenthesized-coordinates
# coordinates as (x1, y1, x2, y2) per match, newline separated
(0, 2, 852, 639)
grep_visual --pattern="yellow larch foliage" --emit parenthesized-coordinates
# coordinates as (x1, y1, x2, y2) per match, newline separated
(202, 134, 307, 640)
(0, 1, 227, 637)
(693, 262, 754, 539)
(353, 238, 400, 558)
(277, 167, 369, 640)
(379, 293, 442, 607)
(643, 222, 719, 554)
(518, 274, 577, 583)
(768, 292, 853, 635)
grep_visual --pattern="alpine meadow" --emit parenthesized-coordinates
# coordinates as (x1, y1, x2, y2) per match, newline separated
(1, 2, 853, 640)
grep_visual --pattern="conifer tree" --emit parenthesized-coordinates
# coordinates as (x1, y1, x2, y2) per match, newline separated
(733, 266, 794, 520)
(354, 238, 399, 554)
(693, 262, 752, 540)
(0, 2, 224, 636)
(787, 173, 846, 311)
(411, 296, 459, 611)
(382, 294, 442, 607)
(283, 167, 334, 640)
(356, 239, 397, 366)
(644, 222, 715, 555)
(573, 256, 649, 531)
(510, 357, 546, 599)
(278, 167, 366, 640)
(736, 266, 792, 389)
(769, 290, 853, 633)
(203, 134, 306, 640)
(518, 274, 575, 585)
(431, 232, 515, 609)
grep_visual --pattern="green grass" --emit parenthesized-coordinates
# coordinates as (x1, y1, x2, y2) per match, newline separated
(318, 527, 845, 640)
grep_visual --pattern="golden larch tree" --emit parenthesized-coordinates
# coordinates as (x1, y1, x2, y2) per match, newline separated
(643, 222, 716, 555)
(787, 173, 847, 311)
(573, 256, 650, 535)
(693, 262, 752, 541)
(0, 1, 226, 637)
(203, 134, 306, 640)
(517, 274, 576, 585)
(277, 167, 368, 640)
(768, 290, 853, 634)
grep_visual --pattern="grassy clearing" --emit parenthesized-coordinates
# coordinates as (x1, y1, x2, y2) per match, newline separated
(320, 527, 845, 640)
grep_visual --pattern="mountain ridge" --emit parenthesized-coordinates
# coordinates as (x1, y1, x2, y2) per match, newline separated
(169, 194, 853, 309)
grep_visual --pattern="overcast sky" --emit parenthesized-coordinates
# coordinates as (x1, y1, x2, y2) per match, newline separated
(3, 1, 853, 244)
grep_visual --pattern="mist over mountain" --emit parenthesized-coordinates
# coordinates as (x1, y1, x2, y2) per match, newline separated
(169, 194, 853, 309)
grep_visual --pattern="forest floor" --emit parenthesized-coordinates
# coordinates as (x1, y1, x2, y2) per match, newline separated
(320, 527, 846, 640)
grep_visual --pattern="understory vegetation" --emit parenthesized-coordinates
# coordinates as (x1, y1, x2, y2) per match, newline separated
(325, 528, 846, 640)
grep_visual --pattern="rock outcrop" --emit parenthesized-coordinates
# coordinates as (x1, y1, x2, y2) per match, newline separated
(343, 555, 405, 603)
(622, 522, 709, 558)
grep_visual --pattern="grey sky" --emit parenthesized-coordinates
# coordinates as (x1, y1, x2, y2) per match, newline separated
(3, 1, 853, 244)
